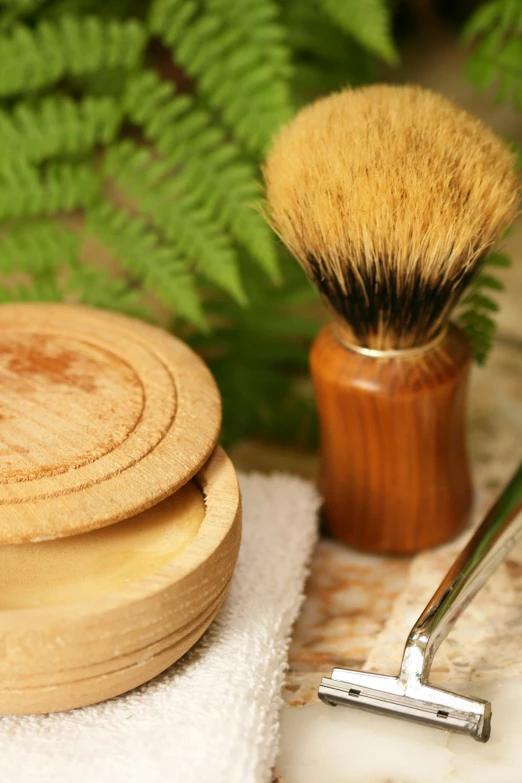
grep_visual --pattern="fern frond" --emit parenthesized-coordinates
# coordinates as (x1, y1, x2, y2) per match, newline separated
(288, 3, 377, 71)
(463, 0, 522, 108)
(479, 250, 512, 267)
(64, 263, 145, 316)
(87, 202, 206, 329)
(40, 0, 142, 22)
(104, 141, 246, 304)
(205, 0, 290, 80)
(190, 253, 319, 447)
(0, 16, 146, 97)
(0, 220, 79, 275)
(0, 267, 142, 313)
(0, 0, 46, 34)
(0, 230, 144, 315)
(462, 0, 520, 41)
(283, 0, 378, 103)
(0, 279, 63, 303)
(457, 251, 511, 364)
(123, 71, 279, 280)
(0, 0, 42, 6)
(0, 0, 404, 447)
(0, 162, 100, 219)
(315, 0, 398, 65)
(148, 0, 292, 152)
(0, 95, 122, 165)
(0, 157, 40, 185)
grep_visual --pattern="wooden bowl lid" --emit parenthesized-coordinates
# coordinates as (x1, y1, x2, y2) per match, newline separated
(0, 303, 221, 544)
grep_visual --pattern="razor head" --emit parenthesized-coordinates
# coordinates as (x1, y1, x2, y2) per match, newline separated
(319, 668, 491, 742)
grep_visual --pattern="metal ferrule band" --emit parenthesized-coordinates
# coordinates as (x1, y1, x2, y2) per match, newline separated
(333, 326, 448, 358)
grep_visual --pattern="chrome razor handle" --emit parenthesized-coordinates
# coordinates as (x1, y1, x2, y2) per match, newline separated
(400, 461, 522, 687)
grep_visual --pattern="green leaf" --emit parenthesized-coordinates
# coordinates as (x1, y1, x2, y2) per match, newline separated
(148, 0, 293, 153)
(87, 202, 207, 329)
(463, 0, 522, 106)
(316, 0, 398, 65)
(123, 71, 280, 281)
(484, 251, 512, 267)
(460, 293, 499, 312)
(0, 0, 406, 448)
(472, 273, 505, 291)
(104, 141, 247, 305)
(0, 95, 122, 165)
(0, 162, 100, 219)
(0, 279, 63, 302)
(456, 246, 511, 364)
(458, 310, 497, 330)
(462, 0, 519, 42)
(0, 15, 146, 97)
(0, 220, 79, 276)
(190, 253, 320, 447)
(65, 263, 146, 316)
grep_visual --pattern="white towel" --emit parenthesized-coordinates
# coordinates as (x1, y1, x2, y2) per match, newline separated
(0, 472, 320, 783)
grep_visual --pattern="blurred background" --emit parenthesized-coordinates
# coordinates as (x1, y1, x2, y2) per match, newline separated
(0, 0, 520, 461)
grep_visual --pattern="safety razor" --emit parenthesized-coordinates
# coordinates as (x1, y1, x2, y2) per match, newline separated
(319, 461, 522, 742)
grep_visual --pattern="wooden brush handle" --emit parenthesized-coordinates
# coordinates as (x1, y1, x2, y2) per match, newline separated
(310, 324, 473, 554)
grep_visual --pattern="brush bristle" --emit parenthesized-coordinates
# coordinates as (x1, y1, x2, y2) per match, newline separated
(264, 85, 519, 349)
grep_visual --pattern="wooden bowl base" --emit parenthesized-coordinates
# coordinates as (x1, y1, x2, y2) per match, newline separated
(0, 447, 240, 715)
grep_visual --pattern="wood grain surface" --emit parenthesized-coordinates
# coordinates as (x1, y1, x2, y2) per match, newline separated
(310, 324, 472, 553)
(0, 445, 241, 715)
(0, 303, 222, 543)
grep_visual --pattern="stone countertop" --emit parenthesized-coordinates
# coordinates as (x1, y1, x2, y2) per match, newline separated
(274, 339, 522, 783)
(284, 339, 522, 701)
(270, 27, 522, 782)
(229, 25, 522, 781)
(230, 276, 522, 783)
(229, 214, 522, 783)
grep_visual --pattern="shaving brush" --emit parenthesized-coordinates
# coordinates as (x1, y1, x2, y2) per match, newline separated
(264, 85, 519, 554)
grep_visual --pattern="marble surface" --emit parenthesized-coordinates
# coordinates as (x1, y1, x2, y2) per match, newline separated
(278, 675, 522, 783)
(228, 24, 522, 781)
(265, 25, 522, 783)
(275, 339, 522, 782)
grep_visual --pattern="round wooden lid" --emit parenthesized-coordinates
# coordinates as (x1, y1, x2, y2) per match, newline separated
(0, 303, 221, 543)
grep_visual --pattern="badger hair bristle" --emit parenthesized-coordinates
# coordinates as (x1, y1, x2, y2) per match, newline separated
(264, 84, 519, 350)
